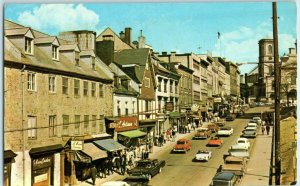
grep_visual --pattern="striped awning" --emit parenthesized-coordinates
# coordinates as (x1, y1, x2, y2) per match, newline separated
(81, 143, 107, 161)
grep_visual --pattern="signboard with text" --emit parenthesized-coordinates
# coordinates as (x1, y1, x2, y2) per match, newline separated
(115, 116, 139, 132)
(71, 140, 83, 151)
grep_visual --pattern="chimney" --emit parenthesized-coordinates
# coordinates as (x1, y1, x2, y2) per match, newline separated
(138, 30, 146, 48)
(95, 34, 114, 65)
(124, 27, 132, 45)
(170, 51, 176, 62)
(119, 31, 125, 41)
(289, 48, 296, 56)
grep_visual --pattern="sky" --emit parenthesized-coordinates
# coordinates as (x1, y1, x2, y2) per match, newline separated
(4, 2, 298, 74)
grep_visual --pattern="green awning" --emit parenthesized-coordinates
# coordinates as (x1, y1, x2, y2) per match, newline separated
(169, 111, 180, 118)
(119, 130, 147, 138)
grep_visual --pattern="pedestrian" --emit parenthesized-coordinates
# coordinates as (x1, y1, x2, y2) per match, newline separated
(107, 158, 113, 175)
(266, 125, 270, 135)
(100, 160, 107, 178)
(172, 129, 176, 142)
(120, 154, 126, 175)
(261, 125, 265, 135)
(90, 165, 97, 185)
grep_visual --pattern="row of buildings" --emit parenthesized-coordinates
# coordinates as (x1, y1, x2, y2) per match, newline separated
(5, 18, 287, 186)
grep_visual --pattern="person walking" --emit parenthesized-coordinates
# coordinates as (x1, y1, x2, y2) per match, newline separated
(266, 125, 270, 135)
(261, 125, 265, 135)
(90, 165, 97, 185)
(100, 160, 107, 178)
(107, 158, 113, 175)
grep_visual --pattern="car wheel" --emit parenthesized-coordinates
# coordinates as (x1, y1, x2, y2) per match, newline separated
(159, 167, 162, 173)
(148, 174, 152, 181)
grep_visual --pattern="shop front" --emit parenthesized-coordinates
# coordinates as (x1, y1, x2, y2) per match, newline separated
(118, 129, 147, 147)
(4, 150, 17, 186)
(29, 144, 63, 186)
(93, 138, 126, 155)
(139, 119, 157, 147)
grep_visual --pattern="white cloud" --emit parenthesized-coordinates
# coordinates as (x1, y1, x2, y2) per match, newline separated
(18, 4, 100, 35)
(212, 20, 296, 74)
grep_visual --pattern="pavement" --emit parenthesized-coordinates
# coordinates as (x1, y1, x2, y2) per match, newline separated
(239, 127, 273, 186)
(75, 119, 274, 186)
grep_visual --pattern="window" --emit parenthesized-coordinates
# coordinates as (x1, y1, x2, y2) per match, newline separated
(144, 77, 150, 88)
(62, 77, 69, 94)
(92, 115, 97, 134)
(99, 84, 104, 97)
(145, 100, 151, 112)
(75, 52, 80, 66)
(175, 82, 178, 93)
(28, 116, 37, 139)
(125, 102, 129, 116)
(164, 80, 167, 92)
(92, 57, 96, 70)
(49, 115, 56, 137)
(132, 101, 135, 114)
(62, 115, 69, 136)
(52, 45, 59, 60)
(170, 81, 173, 93)
(268, 45, 273, 54)
(84, 115, 89, 134)
(117, 101, 121, 116)
(193, 61, 200, 70)
(74, 115, 80, 135)
(158, 78, 162, 92)
(99, 115, 104, 133)
(25, 37, 33, 54)
(91, 82, 96, 97)
(193, 75, 200, 85)
(28, 72, 36, 91)
(83, 81, 88, 96)
(158, 98, 161, 113)
(74, 79, 80, 96)
(49, 75, 56, 92)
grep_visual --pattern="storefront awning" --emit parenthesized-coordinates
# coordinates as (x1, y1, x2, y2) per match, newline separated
(93, 139, 126, 152)
(119, 130, 147, 138)
(29, 144, 63, 157)
(81, 143, 107, 161)
(169, 111, 181, 118)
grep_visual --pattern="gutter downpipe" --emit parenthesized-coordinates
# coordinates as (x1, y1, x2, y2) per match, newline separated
(20, 64, 26, 185)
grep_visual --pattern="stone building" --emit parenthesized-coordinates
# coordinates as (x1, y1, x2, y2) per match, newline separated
(4, 20, 114, 186)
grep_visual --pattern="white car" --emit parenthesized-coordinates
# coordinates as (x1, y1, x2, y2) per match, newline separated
(102, 181, 130, 186)
(195, 150, 212, 161)
(252, 117, 262, 125)
(247, 122, 257, 128)
(236, 138, 250, 149)
(217, 127, 234, 136)
(229, 144, 250, 158)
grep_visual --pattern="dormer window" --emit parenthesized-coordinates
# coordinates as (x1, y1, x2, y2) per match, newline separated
(25, 37, 33, 54)
(92, 57, 96, 70)
(52, 45, 59, 60)
(75, 52, 80, 66)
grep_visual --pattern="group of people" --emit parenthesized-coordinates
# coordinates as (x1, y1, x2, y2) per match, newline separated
(89, 147, 140, 185)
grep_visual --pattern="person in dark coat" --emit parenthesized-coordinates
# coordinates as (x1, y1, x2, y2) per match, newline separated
(100, 160, 107, 178)
(90, 165, 97, 185)
(120, 154, 127, 175)
(266, 125, 270, 135)
(107, 158, 113, 175)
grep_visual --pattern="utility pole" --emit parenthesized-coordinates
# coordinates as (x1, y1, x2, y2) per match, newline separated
(272, 2, 281, 185)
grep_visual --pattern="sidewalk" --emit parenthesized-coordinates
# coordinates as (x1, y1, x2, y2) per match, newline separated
(240, 129, 273, 186)
(76, 124, 206, 186)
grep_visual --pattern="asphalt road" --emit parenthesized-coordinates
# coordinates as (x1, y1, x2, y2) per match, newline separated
(137, 107, 271, 186)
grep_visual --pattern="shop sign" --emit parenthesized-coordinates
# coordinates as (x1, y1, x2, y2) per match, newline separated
(115, 116, 138, 131)
(191, 104, 199, 112)
(180, 108, 186, 113)
(165, 102, 174, 111)
(214, 98, 222, 103)
(32, 156, 52, 170)
(71, 140, 83, 151)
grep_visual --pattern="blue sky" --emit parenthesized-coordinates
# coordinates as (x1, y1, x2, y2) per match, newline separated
(4, 2, 297, 74)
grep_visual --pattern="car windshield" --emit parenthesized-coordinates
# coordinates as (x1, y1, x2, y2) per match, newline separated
(198, 150, 209, 154)
(230, 149, 248, 152)
(253, 117, 260, 120)
(137, 161, 151, 167)
(177, 141, 186, 145)
(221, 128, 230, 130)
(237, 140, 245, 143)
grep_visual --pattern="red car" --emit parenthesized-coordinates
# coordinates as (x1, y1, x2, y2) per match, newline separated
(207, 136, 223, 146)
(173, 138, 192, 153)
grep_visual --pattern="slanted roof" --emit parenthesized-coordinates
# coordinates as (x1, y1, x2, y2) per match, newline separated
(114, 48, 150, 83)
(59, 44, 80, 52)
(35, 36, 58, 44)
(80, 50, 96, 57)
(5, 27, 31, 36)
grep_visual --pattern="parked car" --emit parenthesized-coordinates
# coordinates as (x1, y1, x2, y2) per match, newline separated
(194, 150, 212, 162)
(220, 156, 246, 177)
(207, 136, 223, 146)
(127, 159, 166, 181)
(102, 181, 130, 186)
(226, 115, 236, 121)
(217, 127, 234, 137)
(210, 172, 239, 186)
(207, 124, 219, 133)
(252, 116, 262, 125)
(255, 102, 265, 106)
(229, 144, 250, 158)
(247, 122, 257, 128)
(215, 119, 226, 127)
(235, 138, 250, 150)
(236, 111, 243, 118)
(194, 128, 212, 139)
(173, 138, 192, 153)
(242, 127, 257, 138)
